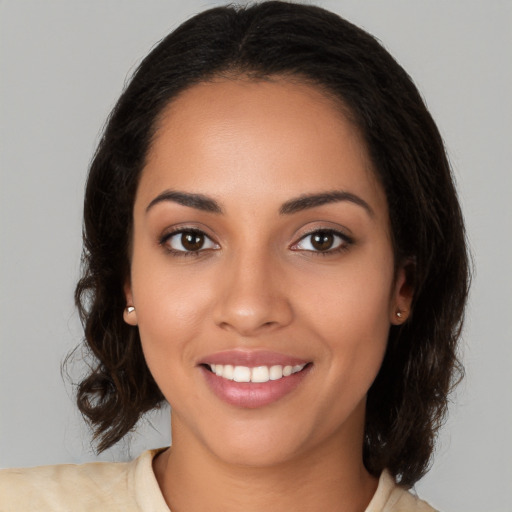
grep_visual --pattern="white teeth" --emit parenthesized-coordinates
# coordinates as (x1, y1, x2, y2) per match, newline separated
(208, 363, 306, 383)
(223, 364, 234, 380)
(251, 366, 270, 383)
(269, 365, 283, 380)
(233, 366, 251, 382)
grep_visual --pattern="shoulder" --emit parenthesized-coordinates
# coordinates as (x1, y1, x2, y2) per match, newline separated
(0, 450, 164, 512)
(367, 471, 438, 512)
(385, 487, 438, 512)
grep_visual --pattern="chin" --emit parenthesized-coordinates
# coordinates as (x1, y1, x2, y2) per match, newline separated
(209, 435, 305, 468)
(191, 412, 333, 469)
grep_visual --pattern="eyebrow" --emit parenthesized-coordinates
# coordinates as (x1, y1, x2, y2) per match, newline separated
(146, 190, 223, 214)
(146, 189, 373, 217)
(279, 191, 374, 216)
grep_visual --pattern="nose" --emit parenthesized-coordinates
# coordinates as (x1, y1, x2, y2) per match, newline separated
(213, 250, 293, 337)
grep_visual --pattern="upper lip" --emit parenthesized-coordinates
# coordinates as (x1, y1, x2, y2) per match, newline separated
(198, 349, 309, 367)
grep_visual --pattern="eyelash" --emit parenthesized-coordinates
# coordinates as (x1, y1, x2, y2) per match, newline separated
(290, 229, 353, 256)
(159, 227, 353, 257)
(160, 227, 219, 257)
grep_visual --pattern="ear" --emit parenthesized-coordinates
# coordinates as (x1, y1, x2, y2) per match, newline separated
(123, 280, 138, 326)
(390, 261, 414, 325)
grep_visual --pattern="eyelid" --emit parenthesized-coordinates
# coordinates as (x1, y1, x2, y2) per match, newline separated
(159, 226, 220, 255)
(290, 228, 353, 253)
(158, 224, 353, 256)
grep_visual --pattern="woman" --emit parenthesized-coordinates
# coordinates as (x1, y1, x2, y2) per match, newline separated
(0, 2, 469, 511)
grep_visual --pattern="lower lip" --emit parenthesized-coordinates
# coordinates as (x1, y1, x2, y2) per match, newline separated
(201, 365, 311, 408)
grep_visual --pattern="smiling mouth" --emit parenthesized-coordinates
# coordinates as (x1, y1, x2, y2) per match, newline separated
(204, 363, 308, 383)
(200, 357, 312, 408)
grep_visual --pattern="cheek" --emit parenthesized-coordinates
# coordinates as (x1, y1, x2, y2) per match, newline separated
(296, 252, 394, 334)
(294, 253, 394, 381)
(129, 252, 217, 383)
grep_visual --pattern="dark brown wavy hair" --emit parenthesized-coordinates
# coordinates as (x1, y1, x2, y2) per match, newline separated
(72, 1, 470, 487)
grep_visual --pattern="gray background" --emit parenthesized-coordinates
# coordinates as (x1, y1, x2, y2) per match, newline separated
(1, 1, 511, 510)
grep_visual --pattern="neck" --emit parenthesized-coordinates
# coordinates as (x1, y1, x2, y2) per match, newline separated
(153, 414, 378, 512)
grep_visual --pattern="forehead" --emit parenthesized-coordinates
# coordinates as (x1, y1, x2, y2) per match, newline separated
(138, 78, 386, 216)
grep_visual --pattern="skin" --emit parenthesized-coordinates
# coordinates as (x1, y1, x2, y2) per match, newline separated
(124, 78, 412, 512)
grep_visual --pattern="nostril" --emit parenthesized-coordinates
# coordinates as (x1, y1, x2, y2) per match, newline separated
(213, 294, 294, 336)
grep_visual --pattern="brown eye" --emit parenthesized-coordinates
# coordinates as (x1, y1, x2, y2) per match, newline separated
(181, 232, 205, 251)
(292, 229, 351, 253)
(163, 229, 218, 254)
(311, 231, 335, 251)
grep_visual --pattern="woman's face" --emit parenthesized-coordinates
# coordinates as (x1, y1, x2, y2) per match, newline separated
(125, 78, 411, 467)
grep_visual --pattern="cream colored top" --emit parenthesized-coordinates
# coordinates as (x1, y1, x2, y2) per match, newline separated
(0, 449, 437, 511)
